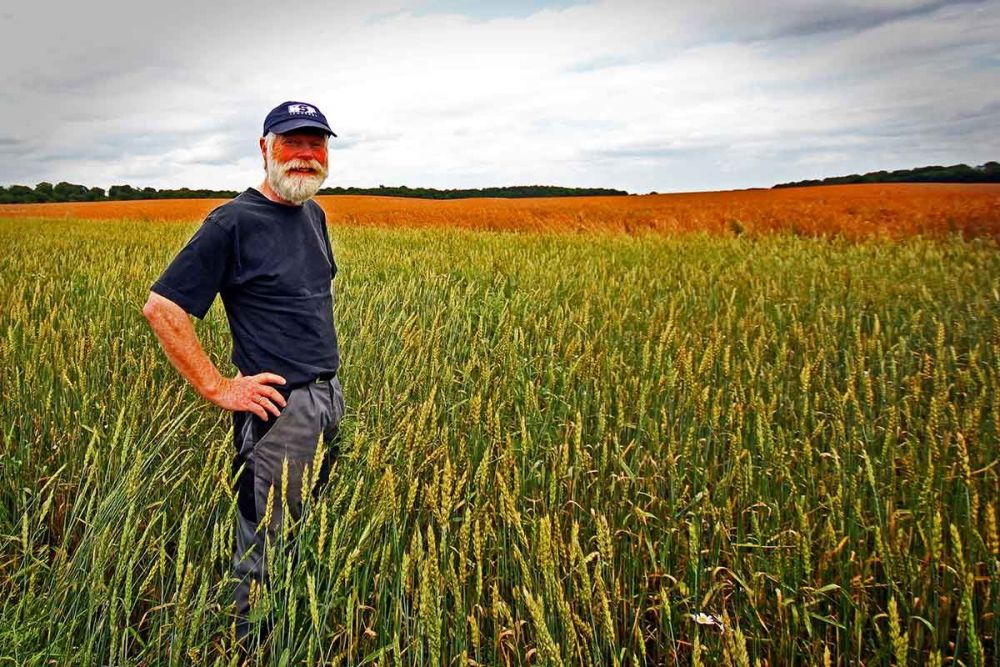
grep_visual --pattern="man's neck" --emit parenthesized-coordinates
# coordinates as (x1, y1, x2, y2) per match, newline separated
(257, 179, 302, 206)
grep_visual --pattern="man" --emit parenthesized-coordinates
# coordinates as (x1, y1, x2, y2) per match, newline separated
(142, 100, 344, 647)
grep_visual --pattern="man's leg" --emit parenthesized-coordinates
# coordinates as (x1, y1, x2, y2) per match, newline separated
(315, 377, 346, 489)
(232, 409, 270, 648)
(233, 502, 267, 647)
(231, 381, 344, 647)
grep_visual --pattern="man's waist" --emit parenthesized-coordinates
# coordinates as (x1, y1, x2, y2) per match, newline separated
(240, 367, 337, 397)
(282, 370, 337, 393)
(308, 370, 337, 385)
(234, 351, 338, 395)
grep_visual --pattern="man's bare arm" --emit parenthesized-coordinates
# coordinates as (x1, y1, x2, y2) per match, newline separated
(141, 291, 286, 421)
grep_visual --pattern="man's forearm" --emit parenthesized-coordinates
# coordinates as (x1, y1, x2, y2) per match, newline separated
(142, 295, 223, 401)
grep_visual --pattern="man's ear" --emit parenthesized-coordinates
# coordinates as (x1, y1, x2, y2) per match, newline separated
(259, 136, 267, 170)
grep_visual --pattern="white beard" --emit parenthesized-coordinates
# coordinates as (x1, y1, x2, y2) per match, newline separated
(266, 153, 328, 205)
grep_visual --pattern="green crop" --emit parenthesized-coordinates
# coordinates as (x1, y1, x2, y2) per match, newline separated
(0, 217, 997, 665)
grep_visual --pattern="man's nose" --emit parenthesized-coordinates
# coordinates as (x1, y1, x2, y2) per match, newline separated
(301, 147, 327, 162)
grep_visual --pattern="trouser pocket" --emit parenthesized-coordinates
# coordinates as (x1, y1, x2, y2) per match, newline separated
(251, 385, 327, 530)
(232, 387, 298, 523)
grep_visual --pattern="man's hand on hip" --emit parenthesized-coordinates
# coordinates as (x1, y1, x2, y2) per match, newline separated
(141, 291, 289, 421)
(208, 371, 288, 421)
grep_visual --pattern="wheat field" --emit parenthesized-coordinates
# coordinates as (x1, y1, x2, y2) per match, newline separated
(0, 201, 998, 665)
(1, 183, 998, 239)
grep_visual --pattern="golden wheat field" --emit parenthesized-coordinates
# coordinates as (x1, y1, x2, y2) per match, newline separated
(1, 183, 998, 239)
(1, 186, 998, 665)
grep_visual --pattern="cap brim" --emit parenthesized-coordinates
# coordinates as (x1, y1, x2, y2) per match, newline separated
(268, 118, 337, 137)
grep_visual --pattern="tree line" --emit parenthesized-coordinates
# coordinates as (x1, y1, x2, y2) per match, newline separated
(0, 182, 627, 204)
(773, 161, 1000, 188)
(0, 182, 239, 204)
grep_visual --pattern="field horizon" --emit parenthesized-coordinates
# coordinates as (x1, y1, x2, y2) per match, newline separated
(1, 182, 998, 240)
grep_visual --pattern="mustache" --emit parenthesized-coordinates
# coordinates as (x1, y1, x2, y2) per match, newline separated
(277, 158, 327, 177)
(266, 153, 329, 204)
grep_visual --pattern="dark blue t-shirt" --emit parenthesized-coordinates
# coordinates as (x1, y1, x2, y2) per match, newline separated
(151, 187, 340, 388)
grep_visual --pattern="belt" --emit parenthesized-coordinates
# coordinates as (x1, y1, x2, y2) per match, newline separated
(279, 372, 337, 395)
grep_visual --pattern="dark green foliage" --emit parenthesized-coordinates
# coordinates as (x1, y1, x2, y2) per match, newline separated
(104, 184, 240, 201)
(34, 182, 54, 201)
(53, 182, 90, 202)
(0, 185, 42, 203)
(774, 161, 1000, 188)
(0, 182, 241, 203)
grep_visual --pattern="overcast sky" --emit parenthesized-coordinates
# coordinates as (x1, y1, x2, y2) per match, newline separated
(1, 0, 997, 193)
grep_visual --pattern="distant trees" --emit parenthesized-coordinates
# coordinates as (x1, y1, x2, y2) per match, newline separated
(3, 185, 39, 203)
(0, 182, 238, 203)
(4, 163, 998, 203)
(53, 182, 91, 201)
(104, 184, 240, 200)
(774, 161, 1000, 188)
(0, 182, 629, 203)
(107, 184, 137, 200)
(35, 182, 54, 200)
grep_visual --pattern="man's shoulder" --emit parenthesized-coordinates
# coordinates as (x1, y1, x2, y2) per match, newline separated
(305, 198, 326, 220)
(203, 189, 260, 230)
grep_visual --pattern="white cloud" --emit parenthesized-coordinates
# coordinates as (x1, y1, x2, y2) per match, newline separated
(0, 0, 996, 192)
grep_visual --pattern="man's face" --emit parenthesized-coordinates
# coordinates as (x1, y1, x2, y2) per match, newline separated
(262, 129, 330, 204)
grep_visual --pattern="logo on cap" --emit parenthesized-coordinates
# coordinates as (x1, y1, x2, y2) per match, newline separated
(288, 104, 318, 115)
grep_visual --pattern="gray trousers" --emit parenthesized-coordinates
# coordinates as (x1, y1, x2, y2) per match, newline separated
(231, 375, 345, 644)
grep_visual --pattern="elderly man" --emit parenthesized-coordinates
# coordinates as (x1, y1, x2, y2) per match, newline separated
(142, 100, 344, 647)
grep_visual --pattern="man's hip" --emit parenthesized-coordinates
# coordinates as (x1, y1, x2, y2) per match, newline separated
(231, 375, 345, 526)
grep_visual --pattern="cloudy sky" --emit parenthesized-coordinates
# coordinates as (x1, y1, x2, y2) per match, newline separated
(1, 0, 997, 193)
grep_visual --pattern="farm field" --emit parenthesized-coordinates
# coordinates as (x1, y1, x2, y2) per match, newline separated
(0, 204, 999, 665)
(1, 183, 999, 239)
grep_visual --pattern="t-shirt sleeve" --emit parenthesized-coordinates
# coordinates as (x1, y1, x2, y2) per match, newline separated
(150, 215, 233, 319)
(317, 207, 338, 278)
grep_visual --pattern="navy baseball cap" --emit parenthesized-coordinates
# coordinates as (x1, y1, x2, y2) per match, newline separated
(263, 101, 337, 137)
